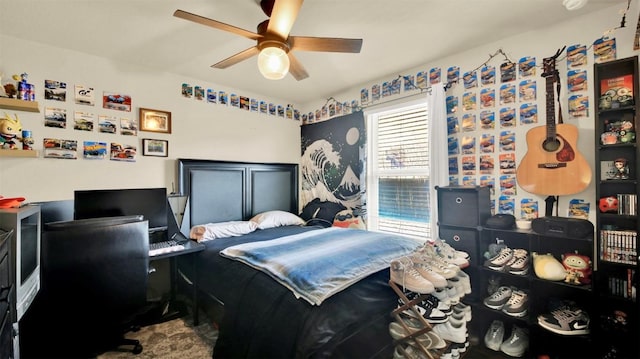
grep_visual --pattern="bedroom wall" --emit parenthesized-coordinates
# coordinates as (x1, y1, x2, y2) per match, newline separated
(0, 35, 302, 202)
(300, 2, 640, 223)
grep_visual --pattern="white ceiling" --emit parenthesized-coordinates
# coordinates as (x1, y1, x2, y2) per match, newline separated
(0, 0, 628, 104)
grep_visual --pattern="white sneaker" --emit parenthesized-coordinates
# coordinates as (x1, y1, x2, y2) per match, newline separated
(432, 320, 467, 343)
(455, 270, 472, 294)
(390, 257, 435, 294)
(414, 262, 448, 289)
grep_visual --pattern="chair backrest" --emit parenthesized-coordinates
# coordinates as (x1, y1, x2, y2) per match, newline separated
(41, 215, 149, 320)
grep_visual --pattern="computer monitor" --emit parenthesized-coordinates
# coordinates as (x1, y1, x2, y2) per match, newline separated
(73, 188, 168, 230)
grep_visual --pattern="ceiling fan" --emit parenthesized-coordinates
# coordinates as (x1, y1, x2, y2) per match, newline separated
(173, 0, 363, 81)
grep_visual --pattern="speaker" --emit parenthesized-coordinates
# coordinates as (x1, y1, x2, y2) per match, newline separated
(531, 216, 594, 239)
(436, 186, 491, 228)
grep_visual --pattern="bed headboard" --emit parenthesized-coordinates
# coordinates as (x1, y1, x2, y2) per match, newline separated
(177, 159, 299, 228)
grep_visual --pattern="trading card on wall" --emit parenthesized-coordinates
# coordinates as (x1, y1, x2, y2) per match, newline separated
(461, 155, 476, 175)
(498, 195, 515, 215)
(446, 96, 458, 114)
(286, 105, 294, 119)
(416, 71, 428, 89)
(461, 114, 476, 132)
(278, 105, 285, 117)
(463, 70, 477, 89)
(181, 83, 193, 98)
(429, 67, 441, 84)
(391, 78, 401, 95)
(301, 113, 308, 124)
(44, 80, 66, 101)
(461, 136, 476, 155)
(371, 84, 381, 101)
(230, 94, 240, 108)
(519, 56, 536, 77)
(103, 91, 131, 112)
(500, 62, 516, 83)
(499, 107, 516, 128)
(98, 115, 117, 134)
(307, 111, 314, 122)
(361, 88, 369, 104)
(500, 175, 516, 196)
(567, 44, 587, 67)
(404, 75, 415, 92)
(73, 111, 94, 132)
(44, 107, 67, 129)
(43, 138, 77, 159)
(593, 37, 616, 63)
(207, 89, 217, 103)
(520, 103, 538, 125)
(194, 86, 205, 100)
(110, 142, 136, 162)
(519, 80, 536, 102)
(350, 100, 358, 112)
(315, 109, 321, 120)
(329, 103, 336, 118)
(568, 94, 589, 118)
(239, 96, 250, 110)
(480, 134, 494, 153)
(461, 176, 476, 186)
(448, 157, 459, 175)
(480, 88, 495, 108)
(499, 131, 515, 152)
(480, 111, 495, 130)
(75, 85, 95, 106)
(83, 141, 107, 159)
(447, 136, 459, 155)
(499, 153, 516, 174)
(568, 199, 590, 219)
(218, 91, 228, 105)
(447, 66, 460, 85)
(447, 116, 459, 135)
(481, 65, 495, 86)
(294, 109, 300, 121)
(251, 98, 259, 112)
(500, 83, 516, 105)
(479, 155, 494, 174)
(270, 103, 277, 116)
(462, 92, 476, 111)
(120, 117, 137, 136)
(344, 101, 351, 114)
(260, 101, 268, 114)
(568, 69, 587, 92)
(521, 198, 538, 219)
(448, 176, 459, 186)
(335, 102, 343, 116)
(479, 176, 495, 195)
(382, 81, 391, 97)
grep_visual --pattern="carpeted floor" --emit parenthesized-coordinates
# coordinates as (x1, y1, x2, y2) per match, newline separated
(97, 314, 218, 359)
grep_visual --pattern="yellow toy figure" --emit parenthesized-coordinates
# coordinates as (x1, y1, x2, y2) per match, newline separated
(0, 113, 23, 149)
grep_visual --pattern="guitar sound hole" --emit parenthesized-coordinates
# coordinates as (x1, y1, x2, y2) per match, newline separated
(542, 138, 561, 152)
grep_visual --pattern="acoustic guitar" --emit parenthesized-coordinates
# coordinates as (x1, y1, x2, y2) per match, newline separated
(516, 49, 592, 196)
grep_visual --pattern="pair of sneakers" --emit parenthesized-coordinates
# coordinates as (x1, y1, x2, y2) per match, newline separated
(388, 316, 447, 350)
(486, 247, 529, 274)
(484, 320, 529, 357)
(483, 285, 529, 317)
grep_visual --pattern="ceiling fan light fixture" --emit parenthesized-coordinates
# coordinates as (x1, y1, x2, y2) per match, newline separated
(258, 46, 290, 80)
(563, 0, 588, 11)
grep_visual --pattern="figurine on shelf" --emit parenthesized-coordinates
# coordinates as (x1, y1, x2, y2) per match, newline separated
(0, 113, 23, 150)
(613, 157, 630, 179)
(21, 130, 33, 150)
(12, 73, 34, 101)
(3, 83, 16, 99)
(0, 73, 7, 98)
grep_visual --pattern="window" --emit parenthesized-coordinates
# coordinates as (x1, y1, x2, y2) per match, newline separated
(367, 100, 430, 240)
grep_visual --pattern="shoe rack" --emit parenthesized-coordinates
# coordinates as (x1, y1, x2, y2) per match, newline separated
(388, 281, 438, 359)
(593, 55, 640, 359)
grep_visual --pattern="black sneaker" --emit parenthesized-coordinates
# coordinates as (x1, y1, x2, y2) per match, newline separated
(537, 302, 590, 335)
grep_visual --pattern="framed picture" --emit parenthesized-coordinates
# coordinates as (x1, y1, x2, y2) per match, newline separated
(142, 138, 168, 157)
(139, 108, 171, 133)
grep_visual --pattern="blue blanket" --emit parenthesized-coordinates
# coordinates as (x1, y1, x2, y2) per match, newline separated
(220, 227, 419, 305)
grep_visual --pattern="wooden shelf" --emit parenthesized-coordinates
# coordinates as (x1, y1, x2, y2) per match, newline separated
(0, 149, 38, 158)
(0, 98, 40, 113)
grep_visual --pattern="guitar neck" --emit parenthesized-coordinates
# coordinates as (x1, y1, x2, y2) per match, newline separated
(544, 62, 557, 140)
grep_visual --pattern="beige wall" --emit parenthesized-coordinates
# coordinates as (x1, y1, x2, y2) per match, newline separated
(0, 36, 301, 202)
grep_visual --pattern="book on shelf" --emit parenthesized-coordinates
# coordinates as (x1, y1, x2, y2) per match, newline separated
(599, 74, 634, 109)
(600, 229, 638, 264)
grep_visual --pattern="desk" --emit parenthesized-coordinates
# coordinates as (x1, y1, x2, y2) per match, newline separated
(149, 239, 205, 325)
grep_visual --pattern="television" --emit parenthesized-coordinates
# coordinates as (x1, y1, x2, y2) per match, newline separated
(73, 188, 168, 230)
(0, 205, 41, 324)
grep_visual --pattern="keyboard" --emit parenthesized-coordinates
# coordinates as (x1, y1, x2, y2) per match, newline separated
(149, 239, 185, 257)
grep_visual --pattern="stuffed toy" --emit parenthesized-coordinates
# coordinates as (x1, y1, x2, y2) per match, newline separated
(532, 252, 566, 281)
(0, 113, 23, 149)
(599, 196, 618, 213)
(561, 252, 592, 285)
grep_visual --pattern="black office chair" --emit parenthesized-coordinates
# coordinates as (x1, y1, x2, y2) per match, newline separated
(20, 215, 150, 358)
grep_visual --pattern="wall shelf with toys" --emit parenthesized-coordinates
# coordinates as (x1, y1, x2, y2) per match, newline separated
(594, 55, 639, 359)
(0, 149, 38, 158)
(0, 98, 39, 113)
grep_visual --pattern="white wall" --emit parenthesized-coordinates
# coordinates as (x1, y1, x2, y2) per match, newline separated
(301, 3, 640, 222)
(0, 36, 302, 202)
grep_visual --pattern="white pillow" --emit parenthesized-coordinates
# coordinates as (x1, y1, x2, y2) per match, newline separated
(250, 210, 305, 229)
(190, 220, 258, 242)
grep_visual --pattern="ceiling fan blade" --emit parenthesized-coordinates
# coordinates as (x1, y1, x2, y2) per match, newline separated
(174, 9, 262, 40)
(289, 36, 363, 53)
(266, 0, 303, 40)
(212, 46, 260, 69)
(287, 52, 309, 81)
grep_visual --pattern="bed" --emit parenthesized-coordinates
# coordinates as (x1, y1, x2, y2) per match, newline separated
(175, 159, 419, 358)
